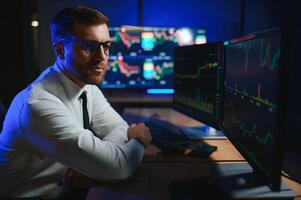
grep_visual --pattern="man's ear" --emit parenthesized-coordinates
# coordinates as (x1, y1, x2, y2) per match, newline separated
(54, 43, 65, 59)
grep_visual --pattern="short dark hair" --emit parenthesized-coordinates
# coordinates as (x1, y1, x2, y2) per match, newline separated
(50, 5, 109, 43)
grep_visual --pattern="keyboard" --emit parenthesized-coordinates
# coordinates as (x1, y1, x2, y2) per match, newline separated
(144, 119, 190, 152)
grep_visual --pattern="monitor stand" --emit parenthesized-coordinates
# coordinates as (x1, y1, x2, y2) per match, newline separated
(179, 125, 226, 140)
(212, 163, 296, 199)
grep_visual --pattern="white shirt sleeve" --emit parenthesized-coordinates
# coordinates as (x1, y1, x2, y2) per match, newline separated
(22, 87, 144, 181)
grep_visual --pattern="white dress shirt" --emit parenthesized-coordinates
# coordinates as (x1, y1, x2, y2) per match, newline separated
(0, 63, 144, 199)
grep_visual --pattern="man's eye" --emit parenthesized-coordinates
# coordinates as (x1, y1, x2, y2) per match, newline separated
(102, 44, 111, 50)
(84, 43, 96, 51)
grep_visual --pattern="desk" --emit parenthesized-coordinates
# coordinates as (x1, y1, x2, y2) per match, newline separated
(85, 108, 301, 200)
(124, 108, 244, 162)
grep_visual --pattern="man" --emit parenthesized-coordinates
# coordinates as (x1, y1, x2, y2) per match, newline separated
(0, 5, 151, 199)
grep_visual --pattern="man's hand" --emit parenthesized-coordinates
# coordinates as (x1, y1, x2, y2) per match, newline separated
(127, 123, 152, 146)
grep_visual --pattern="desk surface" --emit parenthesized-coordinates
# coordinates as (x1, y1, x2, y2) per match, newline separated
(85, 108, 301, 200)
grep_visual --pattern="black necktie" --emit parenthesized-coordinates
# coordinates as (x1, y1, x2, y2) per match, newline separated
(80, 91, 91, 130)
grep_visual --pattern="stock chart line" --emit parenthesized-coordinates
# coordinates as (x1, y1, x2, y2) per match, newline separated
(118, 31, 140, 48)
(175, 62, 219, 79)
(115, 29, 177, 50)
(153, 62, 173, 80)
(231, 42, 251, 71)
(223, 94, 274, 177)
(224, 94, 274, 145)
(260, 38, 280, 70)
(227, 84, 276, 110)
(234, 38, 280, 71)
(108, 57, 140, 77)
(154, 31, 177, 45)
(239, 122, 273, 145)
(175, 89, 214, 114)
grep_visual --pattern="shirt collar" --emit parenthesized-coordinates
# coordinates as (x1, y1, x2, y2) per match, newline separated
(53, 62, 88, 101)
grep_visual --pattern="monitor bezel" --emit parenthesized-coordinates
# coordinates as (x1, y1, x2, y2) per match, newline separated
(220, 27, 291, 191)
(172, 42, 224, 131)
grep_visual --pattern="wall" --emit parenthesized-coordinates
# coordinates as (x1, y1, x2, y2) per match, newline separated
(37, 0, 242, 70)
(0, 0, 38, 107)
(142, 0, 241, 42)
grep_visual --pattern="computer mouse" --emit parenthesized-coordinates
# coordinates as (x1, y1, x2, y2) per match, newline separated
(188, 142, 217, 158)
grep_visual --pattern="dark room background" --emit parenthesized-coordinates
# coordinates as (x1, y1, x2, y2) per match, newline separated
(0, 0, 300, 149)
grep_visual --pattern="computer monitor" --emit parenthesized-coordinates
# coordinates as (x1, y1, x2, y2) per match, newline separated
(98, 25, 207, 94)
(221, 27, 291, 192)
(173, 42, 225, 139)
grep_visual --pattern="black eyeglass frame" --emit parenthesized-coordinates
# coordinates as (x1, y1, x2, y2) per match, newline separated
(59, 38, 112, 56)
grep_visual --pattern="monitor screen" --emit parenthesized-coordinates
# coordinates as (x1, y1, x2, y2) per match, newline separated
(99, 25, 207, 93)
(173, 42, 224, 130)
(222, 27, 290, 191)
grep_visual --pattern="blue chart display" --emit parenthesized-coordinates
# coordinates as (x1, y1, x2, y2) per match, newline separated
(173, 42, 223, 129)
(222, 28, 287, 190)
(99, 26, 207, 90)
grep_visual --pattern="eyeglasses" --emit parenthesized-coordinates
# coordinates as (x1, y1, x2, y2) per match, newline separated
(60, 38, 111, 56)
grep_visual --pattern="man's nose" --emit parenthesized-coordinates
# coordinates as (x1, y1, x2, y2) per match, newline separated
(94, 45, 108, 60)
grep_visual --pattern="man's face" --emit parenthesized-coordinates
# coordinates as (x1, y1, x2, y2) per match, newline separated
(62, 23, 111, 86)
